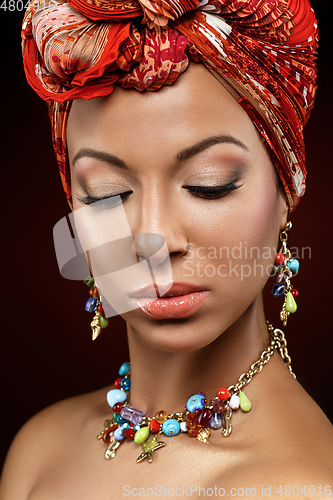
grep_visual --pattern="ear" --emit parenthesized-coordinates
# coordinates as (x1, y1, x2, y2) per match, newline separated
(278, 190, 289, 231)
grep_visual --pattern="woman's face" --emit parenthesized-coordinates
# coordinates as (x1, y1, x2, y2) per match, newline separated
(67, 62, 288, 352)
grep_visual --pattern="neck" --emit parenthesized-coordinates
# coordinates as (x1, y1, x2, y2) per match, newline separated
(125, 296, 269, 416)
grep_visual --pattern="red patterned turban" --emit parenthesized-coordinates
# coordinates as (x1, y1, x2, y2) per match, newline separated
(21, 0, 319, 209)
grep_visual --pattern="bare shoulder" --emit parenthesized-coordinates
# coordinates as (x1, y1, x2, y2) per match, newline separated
(248, 442, 333, 500)
(244, 374, 333, 497)
(0, 387, 109, 500)
(218, 357, 333, 499)
(277, 375, 333, 470)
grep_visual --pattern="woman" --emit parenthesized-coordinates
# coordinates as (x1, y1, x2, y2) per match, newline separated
(1, 0, 332, 498)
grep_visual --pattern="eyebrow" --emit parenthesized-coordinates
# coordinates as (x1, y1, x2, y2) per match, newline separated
(72, 149, 127, 169)
(72, 135, 249, 169)
(175, 135, 249, 162)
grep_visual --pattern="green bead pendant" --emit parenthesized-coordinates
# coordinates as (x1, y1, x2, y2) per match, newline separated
(99, 313, 109, 329)
(239, 391, 252, 412)
(285, 291, 297, 313)
(84, 276, 95, 287)
(134, 426, 150, 444)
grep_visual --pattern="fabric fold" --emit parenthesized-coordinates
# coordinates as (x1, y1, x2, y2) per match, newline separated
(21, 0, 319, 209)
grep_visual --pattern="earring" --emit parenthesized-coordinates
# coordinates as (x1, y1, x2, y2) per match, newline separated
(84, 276, 109, 340)
(271, 222, 299, 326)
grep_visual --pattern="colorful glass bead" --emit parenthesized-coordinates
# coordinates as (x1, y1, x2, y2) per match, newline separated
(149, 419, 161, 433)
(162, 418, 181, 437)
(102, 424, 118, 443)
(287, 259, 299, 273)
(275, 271, 285, 284)
(272, 283, 286, 297)
(291, 288, 299, 299)
(89, 286, 99, 298)
(118, 362, 131, 376)
(186, 413, 200, 437)
(134, 426, 150, 444)
(113, 402, 124, 414)
(229, 394, 240, 410)
(239, 391, 252, 412)
(120, 404, 146, 426)
(155, 410, 168, 423)
(106, 389, 127, 408)
(114, 426, 125, 441)
(114, 413, 126, 425)
(197, 408, 213, 427)
(212, 398, 225, 414)
(97, 304, 105, 317)
(114, 378, 122, 389)
(285, 291, 297, 313)
(120, 377, 131, 391)
(84, 276, 95, 287)
(272, 264, 280, 274)
(217, 388, 230, 400)
(209, 412, 222, 429)
(85, 297, 98, 312)
(186, 393, 206, 412)
(275, 252, 285, 265)
(99, 314, 109, 329)
(122, 424, 136, 440)
(180, 421, 188, 432)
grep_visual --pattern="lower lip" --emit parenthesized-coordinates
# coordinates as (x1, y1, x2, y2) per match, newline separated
(135, 291, 209, 319)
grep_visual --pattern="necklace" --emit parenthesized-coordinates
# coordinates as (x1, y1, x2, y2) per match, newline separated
(98, 322, 295, 463)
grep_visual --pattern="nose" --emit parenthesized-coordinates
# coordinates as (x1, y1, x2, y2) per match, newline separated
(134, 233, 168, 264)
(130, 190, 189, 265)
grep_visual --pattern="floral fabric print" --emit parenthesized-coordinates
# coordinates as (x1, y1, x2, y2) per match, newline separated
(21, 0, 319, 208)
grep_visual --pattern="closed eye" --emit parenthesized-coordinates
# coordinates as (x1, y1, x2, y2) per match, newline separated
(76, 191, 132, 208)
(76, 182, 242, 206)
(183, 182, 243, 199)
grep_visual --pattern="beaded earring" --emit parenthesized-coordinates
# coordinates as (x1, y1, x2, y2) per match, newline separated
(271, 222, 299, 326)
(84, 276, 109, 340)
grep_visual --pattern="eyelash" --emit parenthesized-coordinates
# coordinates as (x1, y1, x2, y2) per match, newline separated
(76, 182, 241, 206)
(76, 191, 132, 207)
(183, 182, 241, 199)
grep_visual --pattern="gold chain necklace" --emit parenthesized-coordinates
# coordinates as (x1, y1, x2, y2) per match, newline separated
(98, 321, 295, 463)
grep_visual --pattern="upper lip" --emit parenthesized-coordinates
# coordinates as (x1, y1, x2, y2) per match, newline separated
(130, 282, 208, 298)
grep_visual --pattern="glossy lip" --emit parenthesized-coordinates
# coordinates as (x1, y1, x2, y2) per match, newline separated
(130, 281, 208, 299)
(131, 282, 210, 319)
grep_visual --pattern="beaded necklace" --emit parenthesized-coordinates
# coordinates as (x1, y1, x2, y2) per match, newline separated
(98, 322, 295, 463)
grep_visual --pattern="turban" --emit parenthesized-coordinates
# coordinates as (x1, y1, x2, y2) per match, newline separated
(21, 0, 319, 209)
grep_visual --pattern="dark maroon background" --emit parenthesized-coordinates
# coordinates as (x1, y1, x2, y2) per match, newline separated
(1, 2, 332, 471)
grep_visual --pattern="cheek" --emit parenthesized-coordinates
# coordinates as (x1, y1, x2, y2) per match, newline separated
(179, 169, 280, 294)
(186, 171, 279, 243)
(240, 177, 281, 250)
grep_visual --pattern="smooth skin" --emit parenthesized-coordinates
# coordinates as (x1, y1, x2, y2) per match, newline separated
(1, 63, 332, 500)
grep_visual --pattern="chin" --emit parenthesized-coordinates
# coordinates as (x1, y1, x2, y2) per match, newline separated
(121, 306, 234, 353)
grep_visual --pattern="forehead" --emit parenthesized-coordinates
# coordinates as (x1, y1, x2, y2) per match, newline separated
(67, 62, 265, 166)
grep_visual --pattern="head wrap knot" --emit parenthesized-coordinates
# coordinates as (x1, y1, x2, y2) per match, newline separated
(21, 0, 319, 208)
